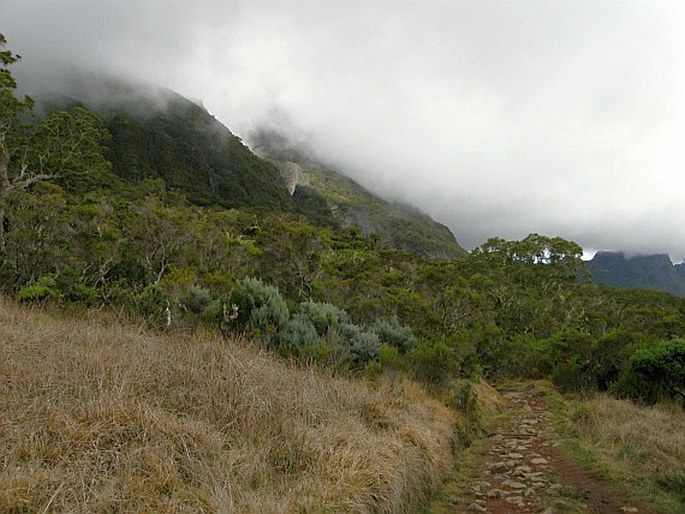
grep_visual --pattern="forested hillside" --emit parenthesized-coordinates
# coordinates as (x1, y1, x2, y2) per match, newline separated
(36, 72, 294, 211)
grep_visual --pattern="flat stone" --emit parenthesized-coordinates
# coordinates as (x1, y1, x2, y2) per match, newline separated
(468, 502, 488, 512)
(504, 496, 526, 507)
(507, 452, 524, 459)
(515, 465, 533, 473)
(502, 479, 527, 489)
(531, 457, 548, 465)
(486, 488, 508, 499)
(487, 461, 508, 472)
(620, 508, 638, 513)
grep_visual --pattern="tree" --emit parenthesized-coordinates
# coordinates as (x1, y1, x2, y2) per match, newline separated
(0, 34, 110, 247)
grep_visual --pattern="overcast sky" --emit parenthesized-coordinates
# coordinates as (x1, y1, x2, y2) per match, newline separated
(3, 0, 684, 260)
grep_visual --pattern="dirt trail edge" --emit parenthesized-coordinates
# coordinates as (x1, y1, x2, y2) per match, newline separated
(447, 384, 651, 514)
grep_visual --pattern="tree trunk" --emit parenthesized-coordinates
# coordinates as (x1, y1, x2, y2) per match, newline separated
(0, 204, 5, 250)
(0, 146, 10, 196)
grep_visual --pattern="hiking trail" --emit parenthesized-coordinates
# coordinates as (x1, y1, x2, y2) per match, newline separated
(445, 384, 651, 514)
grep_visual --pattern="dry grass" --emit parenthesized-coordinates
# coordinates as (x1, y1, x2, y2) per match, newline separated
(0, 299, 459, 513)
(569, 394, 685, 510)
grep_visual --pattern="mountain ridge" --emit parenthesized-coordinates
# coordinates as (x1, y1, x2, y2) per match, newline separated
(587, 251, 685, 297)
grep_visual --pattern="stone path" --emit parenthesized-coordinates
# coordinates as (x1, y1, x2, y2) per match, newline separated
(450, 385, 648, 514)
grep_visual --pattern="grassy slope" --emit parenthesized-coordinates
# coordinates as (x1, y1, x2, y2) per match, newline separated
(526, 382, 685, 513)
(560, 394, 685, 513)
(0, 299, 461, 513)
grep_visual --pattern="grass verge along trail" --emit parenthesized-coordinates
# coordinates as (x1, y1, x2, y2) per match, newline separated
(429, 383, 658, 514)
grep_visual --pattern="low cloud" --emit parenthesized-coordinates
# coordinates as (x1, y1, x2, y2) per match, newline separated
(4, 0, 685, 259)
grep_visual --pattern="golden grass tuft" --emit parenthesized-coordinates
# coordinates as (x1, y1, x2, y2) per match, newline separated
(0, 299, 458, 513)
(573, 395, 684, 477)
(569, 394, 685, 510)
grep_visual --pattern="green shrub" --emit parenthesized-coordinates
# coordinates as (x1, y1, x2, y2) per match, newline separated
(296, 301, 348, 336)
(67, 283, 101, 306)
(230, 277, 289, 332)
(410, 339, 460, 385)
(372, 316, 417, 353)
(181, 284, 213, 314)
(624, 339, 685, 403)
(378, 343, 409, 372)
(135, 284, 173, 327)
(341, 323, 380, 365)
(274, 318, 321, 358)
(16, 276, 59, 302)
(105, 284, 135, 307)
(551, 355, 595, 393)
(588, 330, 631, 391)
(451, 379, 480, 423)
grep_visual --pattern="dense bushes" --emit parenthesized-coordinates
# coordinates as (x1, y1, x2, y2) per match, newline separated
(619, 339, 685, 404)
(4, 178, 684, 399)
(372, 316, 417, 352)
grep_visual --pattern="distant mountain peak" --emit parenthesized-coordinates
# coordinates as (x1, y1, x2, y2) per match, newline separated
(587, 251, 685, 297)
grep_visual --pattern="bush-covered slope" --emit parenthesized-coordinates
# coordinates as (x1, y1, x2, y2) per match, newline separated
(251, 130, 468, 261)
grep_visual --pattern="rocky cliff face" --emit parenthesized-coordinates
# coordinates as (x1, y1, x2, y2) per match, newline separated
(274, 161, 311, 195)
(587, 252, 685, 297)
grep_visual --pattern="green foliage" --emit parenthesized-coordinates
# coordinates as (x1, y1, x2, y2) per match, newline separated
(230, 277, 289, 332)
(292, 185, 338, 228)
(16, 276, 59, 302)
(372, 316, 417, 353)
(451, 379, 480, 423)
(181, 284, 213, 314)
(410, 338, 461, 385)
(378, 344, 408, 373)
(104, 101, 293, 211)
(625, 339, 685, 403)
(274, 318, 321, 357)
(135, 284, 171, 327)
(551, 355, 596, 393)
(341, 322, 380, 365)
(66, 283, 101, 306)
(0, 33, 34, 142)
(296, 301, 348, 336)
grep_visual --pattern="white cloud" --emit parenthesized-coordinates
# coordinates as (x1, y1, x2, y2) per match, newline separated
(4, 0, 685, 258)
